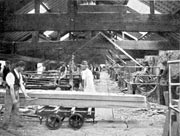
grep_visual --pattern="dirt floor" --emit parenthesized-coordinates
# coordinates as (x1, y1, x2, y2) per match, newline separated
(0, 71, 166, 136)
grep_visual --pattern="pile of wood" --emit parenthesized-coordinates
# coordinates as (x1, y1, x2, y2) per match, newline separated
(23, 71, 58, 90)
(0, 89, 147, 109)
(23, 71, 82, 90)
(25, 78, 57, 90)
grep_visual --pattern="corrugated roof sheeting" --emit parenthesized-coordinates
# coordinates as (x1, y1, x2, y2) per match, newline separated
(3, 32, 31, 41)
(15, 0, 68, 14)
(43, 0, 67, 13)
(141, 0, 180, 14)
(15, 1, 34, 14)
(140, 31, 180, 44)
(4, 1, 32, 41)
(165, 32, 180, 43)
(3, 1, 34, 41)
(139, 33, 168, 41)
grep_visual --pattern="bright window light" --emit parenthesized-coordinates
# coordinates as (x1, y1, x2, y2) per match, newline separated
(117, 36, 123, 41)
(60, 33, 70, 41)
(123, 32, 138, 41)
(43, 31, 54, 37)
(125, 0, 161, 38)
(139, 32, 147, 35)
(28, 5, 47, 14)
(127, 0, 161, 14)
(0, 60, 5, 72)
(28, 9, 35, 14)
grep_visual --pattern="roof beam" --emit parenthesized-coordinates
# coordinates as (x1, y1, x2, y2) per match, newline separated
(2, 13, 180, 32)
(114, 40, 180, 50)
(0, 53, 46, 62)
(32, 0, 40, 44)
(1, 38, 179, 51)
(78, 5, 127, 13)
(95, 0, 128, 5)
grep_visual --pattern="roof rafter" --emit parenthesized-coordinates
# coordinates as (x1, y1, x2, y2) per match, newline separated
(2, 13, 180, 32)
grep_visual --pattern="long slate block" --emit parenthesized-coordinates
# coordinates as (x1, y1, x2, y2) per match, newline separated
(0, 89, 147, 108)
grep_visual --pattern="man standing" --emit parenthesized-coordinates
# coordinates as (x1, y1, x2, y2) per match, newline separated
(159, 60, 168, 105)
(59, 62, 67, 79)
(81, 61, 96, 93)
(1, 61, 30, 130)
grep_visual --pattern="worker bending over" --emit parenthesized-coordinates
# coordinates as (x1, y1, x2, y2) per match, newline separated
(1, 61, 31, 130)
(81, 61, 96, 93)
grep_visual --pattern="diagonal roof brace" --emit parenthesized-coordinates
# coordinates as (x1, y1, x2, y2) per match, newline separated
(100, 32, 143, 67)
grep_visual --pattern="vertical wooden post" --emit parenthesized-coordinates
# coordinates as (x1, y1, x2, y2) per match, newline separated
(69, 32, 74, 40)
(69, 54, 75, 90)
(32, 0, 40, 58)
(67, 0, 77, 31)
(150, 0, 155, 15)
(57, 31, 61, 41)
(32, 0, 40, 44)
(11, 42, 16, 54)
(157, 72, 160, 104)
(34, 0, 40, 13)
(0, 1, 5, 40)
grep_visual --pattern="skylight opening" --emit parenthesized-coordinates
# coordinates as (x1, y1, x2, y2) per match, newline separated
(117, 36, 123, 41)
(28, 5, 47, 14)
(124, 0, 161, 40)
(127, 0, 161, 14)
(60, 33, 70, 41)
(43, 31, 54, 37)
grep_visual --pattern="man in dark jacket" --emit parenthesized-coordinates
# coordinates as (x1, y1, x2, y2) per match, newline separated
(1, 61, 31, 130)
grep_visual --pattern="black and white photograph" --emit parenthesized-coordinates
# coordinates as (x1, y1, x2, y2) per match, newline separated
(0, 0, 180, 136)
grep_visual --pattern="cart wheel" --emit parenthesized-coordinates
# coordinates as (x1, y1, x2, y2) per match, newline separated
(69, 113, 84, 129)
(46, 114, 62, 130)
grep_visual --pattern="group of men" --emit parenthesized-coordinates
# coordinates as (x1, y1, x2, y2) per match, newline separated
(0, 58, 170, 131)
(0, 60, 96, 130)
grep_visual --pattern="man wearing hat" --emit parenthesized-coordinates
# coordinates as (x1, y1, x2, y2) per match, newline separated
(81, 61, 96, 93)
(1, 61, 31, 130)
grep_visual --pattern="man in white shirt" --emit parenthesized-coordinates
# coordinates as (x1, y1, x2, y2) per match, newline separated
(81, 61, 96, 93)
(1, 61, 30, 130)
